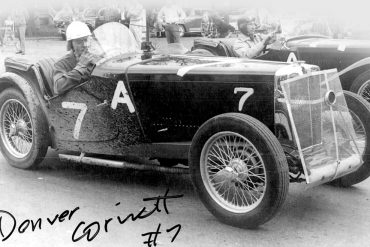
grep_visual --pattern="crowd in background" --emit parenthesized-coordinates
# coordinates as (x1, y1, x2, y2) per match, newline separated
(0, 0, 360, 53)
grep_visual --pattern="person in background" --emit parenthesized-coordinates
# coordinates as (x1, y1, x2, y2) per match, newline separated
(244, 7, 278, 34)
(97, 0, 121, 25)
(212, 15, 235, 38)
(232, 17, 276, 58)
(0, 10, 6, 46)
(53, 21, 101, 95)
(157, 0, 186, 43)
(202, 12, 235, 38)
(123, 0, 146, 46)
(12, 7, 28, 55)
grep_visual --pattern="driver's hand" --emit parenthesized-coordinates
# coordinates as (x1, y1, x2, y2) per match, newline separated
(263, 32, 277, 46)
(78, 51, 103, 67)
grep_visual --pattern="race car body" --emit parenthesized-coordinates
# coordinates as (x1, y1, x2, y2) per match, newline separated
(1, 23, 370, 229)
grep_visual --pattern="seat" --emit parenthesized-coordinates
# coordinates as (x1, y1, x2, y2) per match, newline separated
(36, 57, 57, 97)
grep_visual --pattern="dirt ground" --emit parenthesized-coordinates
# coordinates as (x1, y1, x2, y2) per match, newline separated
(1, 37, 370, 247)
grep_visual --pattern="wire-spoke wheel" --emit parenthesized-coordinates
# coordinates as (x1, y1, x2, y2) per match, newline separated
(0, 87, 49, 169)
(330, 91, 370, 187)
(350, 109, 366, 155)
(190, 113, 289, 228)
(201, 131, 266, 213)
(357, 80, 370, 103)
(350, 70, 370, 103)
(0, 99, 33, 158)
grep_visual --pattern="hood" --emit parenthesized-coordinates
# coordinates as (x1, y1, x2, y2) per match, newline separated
(92, 54, 297, 78)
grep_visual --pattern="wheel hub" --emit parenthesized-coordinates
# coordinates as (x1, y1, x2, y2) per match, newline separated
(16, 119, 28, 135)
(215, 159, 248, 183)
(9, 123, 17, 136)
(229, 158, 247, 173)
(9, 119, 28, 137)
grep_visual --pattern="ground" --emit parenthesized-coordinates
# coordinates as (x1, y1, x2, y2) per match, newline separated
(0, 37, 370, 247)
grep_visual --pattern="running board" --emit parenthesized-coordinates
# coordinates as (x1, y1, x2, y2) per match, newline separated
(58, 154, 188, 174)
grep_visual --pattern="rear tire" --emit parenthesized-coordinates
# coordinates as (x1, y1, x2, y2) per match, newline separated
(0, 87, 49, 169)
(189, 113, 289, 228)
(330, 91, 370, 187)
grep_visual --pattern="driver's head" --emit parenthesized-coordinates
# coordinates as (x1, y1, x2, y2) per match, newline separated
(66, 21, 92, 57)
(238, 17, 257, 36)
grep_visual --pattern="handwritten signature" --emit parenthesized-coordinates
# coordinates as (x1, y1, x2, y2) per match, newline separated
(0, 189, 183, 246)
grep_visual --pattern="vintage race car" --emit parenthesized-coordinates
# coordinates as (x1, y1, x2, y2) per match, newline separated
(1, 23, 370, 229)
(192, 35, 370, 103)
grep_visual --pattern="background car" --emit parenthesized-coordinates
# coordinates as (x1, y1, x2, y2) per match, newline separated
(178, 9, 209, 37)
(53, 7, 104, 40)
(192, 35, 370, 104)
(153, 9, 210, 38)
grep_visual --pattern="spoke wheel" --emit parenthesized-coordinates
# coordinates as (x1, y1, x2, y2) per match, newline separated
(0, 86, 49, 169)
(357, 80, 370, 102)
(0, 99, 33, 158)
(350, 109, 366, 155)
(190, 113, 289, 228)
(350, 70, 370, 103)
(200, 131, 266, 213)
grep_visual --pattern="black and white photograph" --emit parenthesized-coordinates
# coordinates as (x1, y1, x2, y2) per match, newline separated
(1, 0, 370, 246)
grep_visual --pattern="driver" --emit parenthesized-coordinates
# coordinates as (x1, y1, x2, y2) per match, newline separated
(53, 21, 101, 95)
(232, 17, 276, 58)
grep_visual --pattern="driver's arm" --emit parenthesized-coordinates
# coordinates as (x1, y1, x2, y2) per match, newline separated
(53, 53, 92, 95)
(233, 33, 275, 58)
(233, 39, 266, 58)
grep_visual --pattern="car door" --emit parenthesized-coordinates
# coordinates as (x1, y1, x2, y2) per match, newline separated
(47, 77, 119, 142)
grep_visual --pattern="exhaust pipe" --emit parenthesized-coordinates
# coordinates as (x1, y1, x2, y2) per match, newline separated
(59, 154, 188, 174)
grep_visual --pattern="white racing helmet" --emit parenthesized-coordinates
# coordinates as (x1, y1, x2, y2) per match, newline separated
(66, 21, 92, 50)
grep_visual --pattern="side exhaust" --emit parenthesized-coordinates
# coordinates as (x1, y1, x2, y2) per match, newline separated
(59, 154, 188, 174)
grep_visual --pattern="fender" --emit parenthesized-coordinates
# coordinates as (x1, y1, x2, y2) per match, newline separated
(335, 57, 370, 90)
(0, 72, 55, 147)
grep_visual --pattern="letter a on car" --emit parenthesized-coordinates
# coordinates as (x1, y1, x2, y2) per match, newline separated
(111, 80, 135, 112)
(287, 52, 298, 62)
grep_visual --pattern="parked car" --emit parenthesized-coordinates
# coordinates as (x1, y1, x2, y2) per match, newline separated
(192, 36, 370, 103)
(1, 23, 370, 229)
(53, 8, 100, 40)
(178, 9, 209, 37)
(154, 9, 209, 38)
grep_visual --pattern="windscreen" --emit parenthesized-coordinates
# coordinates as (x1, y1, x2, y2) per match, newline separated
(88, 22, 142, 64)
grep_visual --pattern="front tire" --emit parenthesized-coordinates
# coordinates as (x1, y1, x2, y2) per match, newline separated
(189, 113, 289, 228)
(330, 91, 370, 187)
(0, 87, 49, 169)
